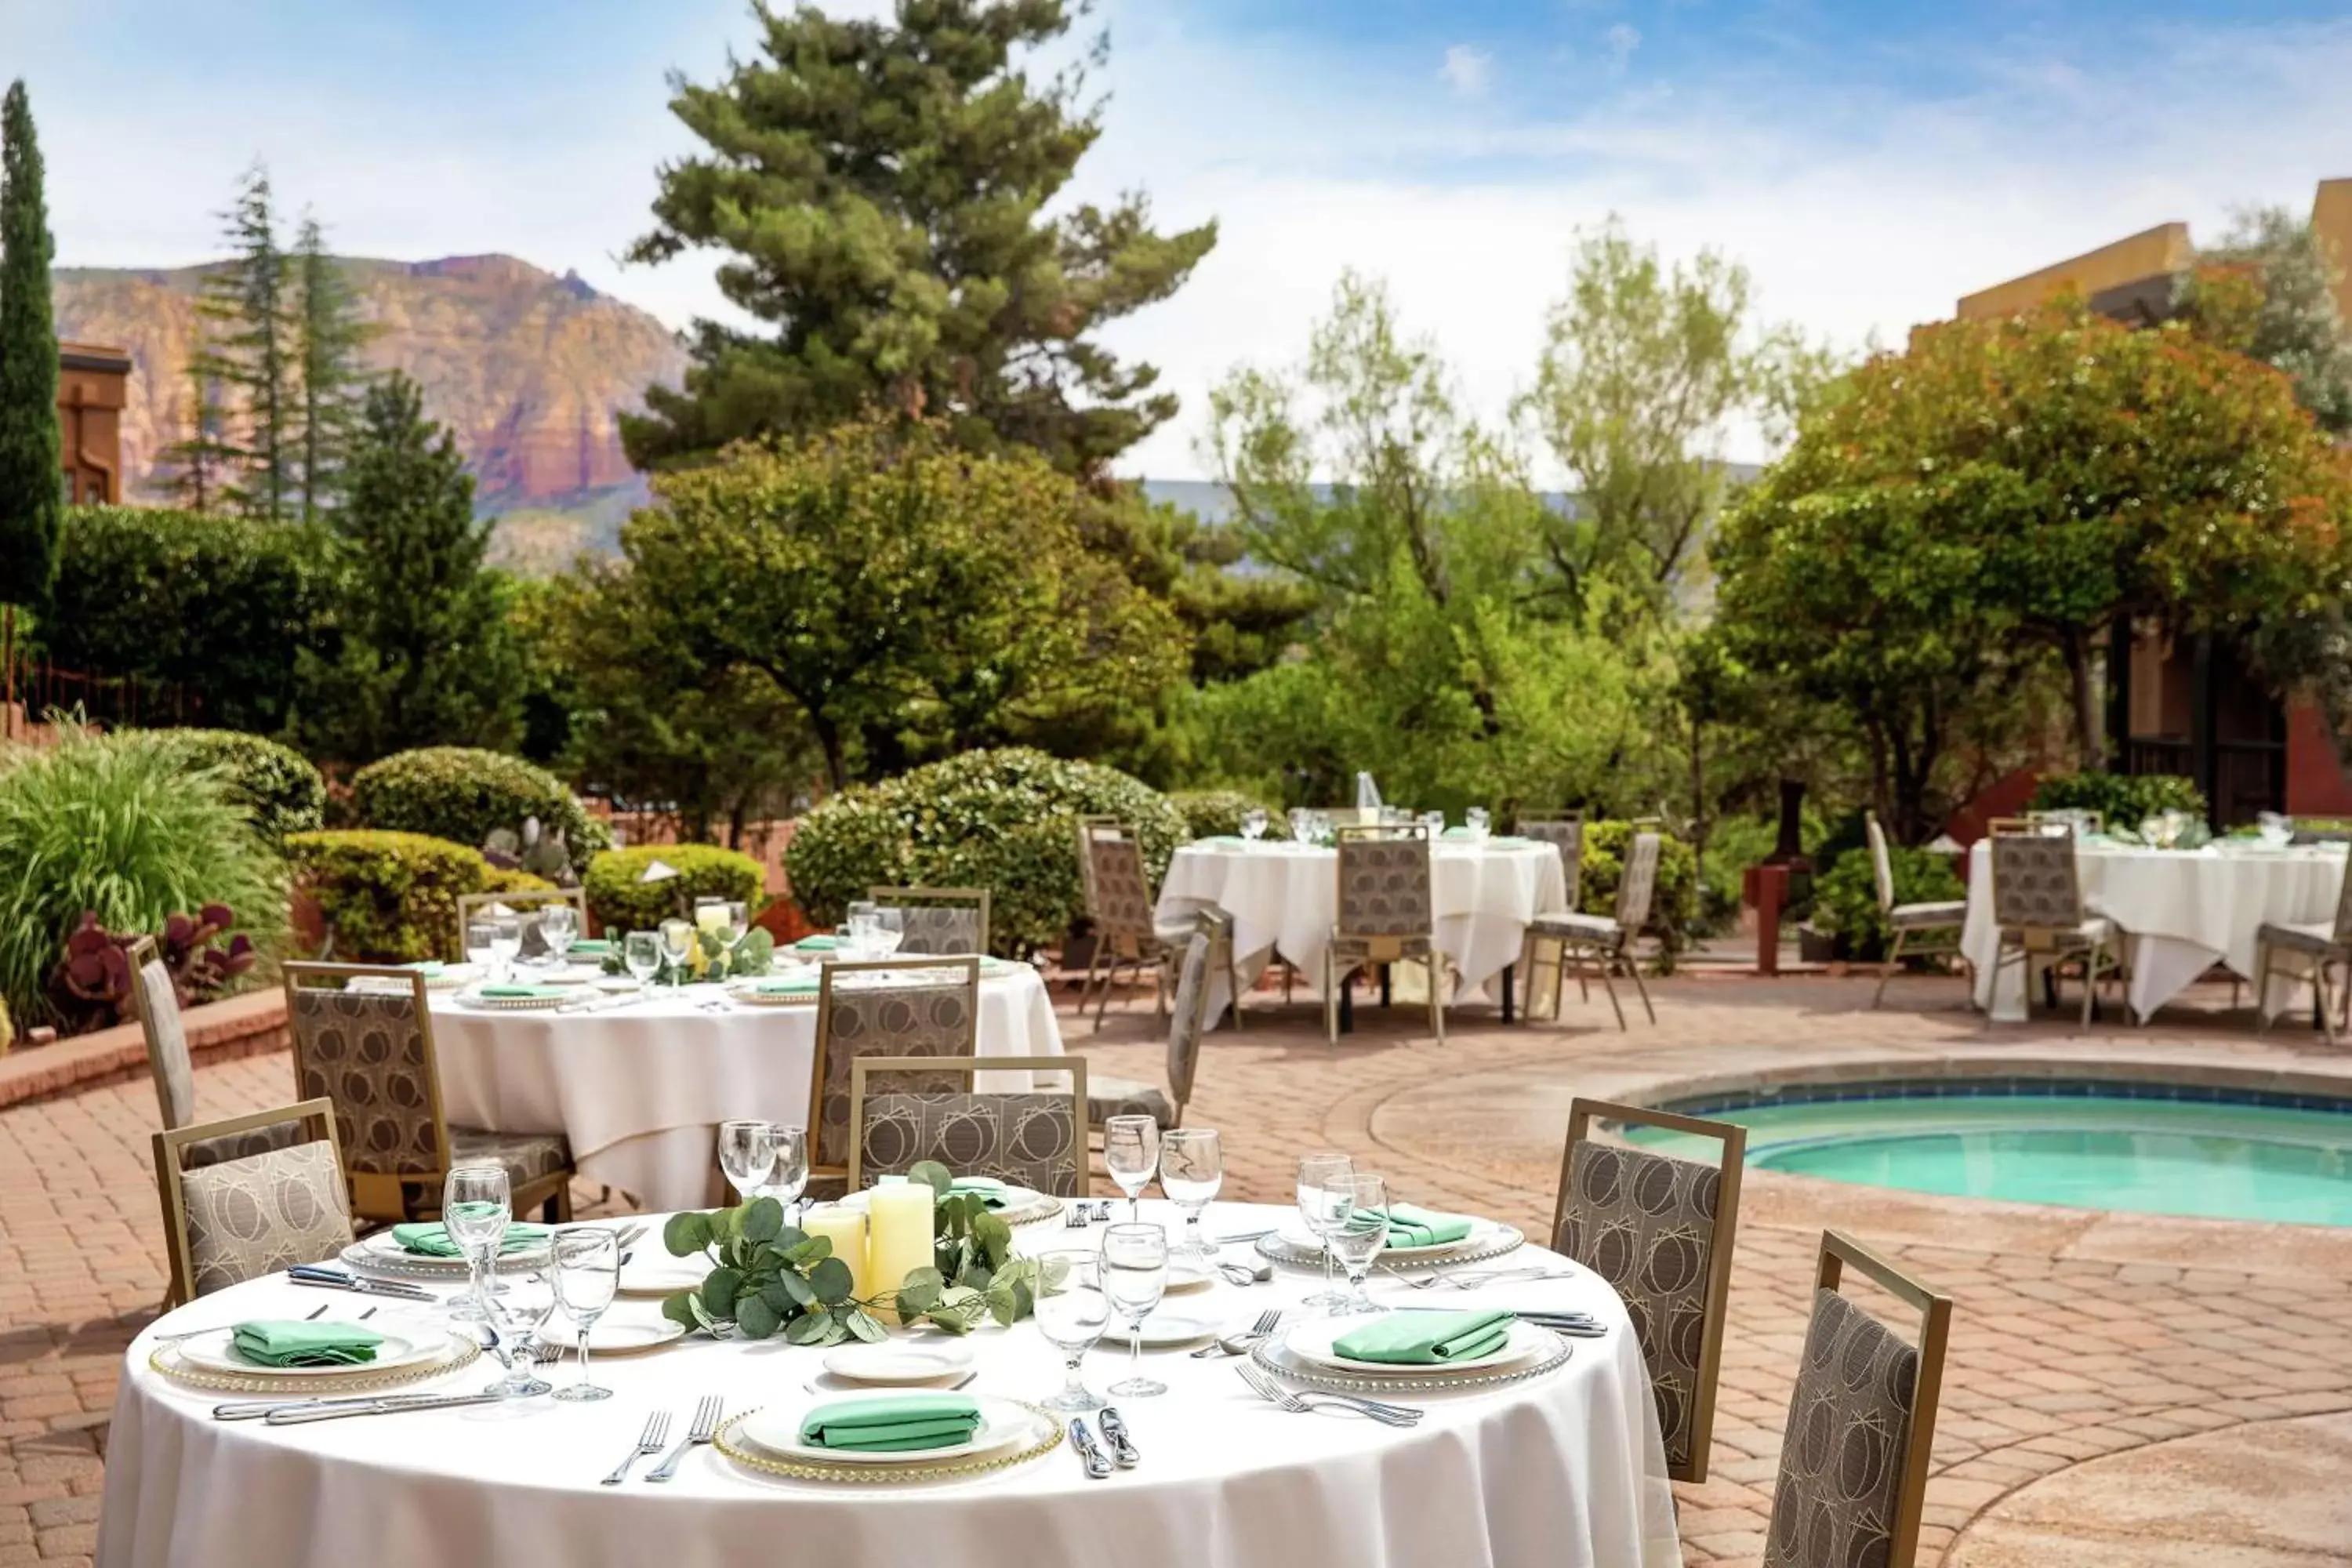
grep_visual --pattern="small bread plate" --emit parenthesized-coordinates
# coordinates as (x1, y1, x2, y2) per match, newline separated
(821, 1338, 976, 1385)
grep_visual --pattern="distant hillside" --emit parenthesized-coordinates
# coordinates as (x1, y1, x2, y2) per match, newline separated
(51, 253, 687, 565)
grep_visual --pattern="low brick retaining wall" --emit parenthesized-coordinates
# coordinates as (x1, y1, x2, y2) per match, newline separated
(0, 989, 288, 1109)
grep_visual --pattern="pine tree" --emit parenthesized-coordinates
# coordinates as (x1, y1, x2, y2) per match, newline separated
(0, 79, 60, 615)
(622, 0, 1216, 477)
(162, 339, 236, 513)
(193, 164, 291, 521)
(289, 213, 373, 521)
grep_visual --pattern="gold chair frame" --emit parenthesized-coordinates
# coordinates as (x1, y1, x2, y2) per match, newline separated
(808, 955, 984, 1183)
(153, 1098, 345, 1309)
(846, 1054, 1089, 1196)
(1326, 823, 1446, 1045)
(1866, 811, 1968, 1011)
(453, 886, 590, 960)
(1981, 826, 2121, 1029)
(867, 884, 993, 956)
(1554, 1098, 1745, 1484)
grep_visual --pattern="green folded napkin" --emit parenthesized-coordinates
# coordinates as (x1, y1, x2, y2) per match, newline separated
(231, 1319, 387, 1368)
(1441, 826, 1475, 838)
(794, 935, 842, 951)
(750, 976, 819, 995)
(1332, 1309, 1515, 1366)
(391, 1220, 554, 1258)
(567, 939, 613, 956)
(800, 1395, 982, 1452)
(477, 983, 571, 1000)
(401, 960, 446, 976)
(877, 1173, 1010, 1206)
(1367, 1201, 1475, 1249)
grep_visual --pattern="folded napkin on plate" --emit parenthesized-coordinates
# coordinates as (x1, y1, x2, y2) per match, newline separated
(477, 983, 570, 1000)
(799, 1396, 982, 1452)
(1367, 1201, 1475, 1248)
(401, 960, 446, 976)
(231, 1319, 387, 1368)
(391, 1221, 553, 1258)
(567, 939, 613, 956)
(1333, 1308, 1515, 1366)
(794, 935, 843, 951)
(877, 1173, 1010, 1206)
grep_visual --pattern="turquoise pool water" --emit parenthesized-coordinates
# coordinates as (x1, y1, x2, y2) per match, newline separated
(1624, 1089, 2352, 1227)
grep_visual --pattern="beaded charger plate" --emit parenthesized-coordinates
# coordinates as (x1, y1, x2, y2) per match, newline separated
(1253, 1222, 1524, 1273)
(149, 1330, 481, 1397)
(1250, 1327, 1569, 1396)
(713, 1400, 1063, 1485)
(340, 1234, 550, 1281)
(840, 1186, 1066, 1228)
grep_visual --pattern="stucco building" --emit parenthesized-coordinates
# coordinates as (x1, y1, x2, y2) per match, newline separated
(58, 339, 130, 504)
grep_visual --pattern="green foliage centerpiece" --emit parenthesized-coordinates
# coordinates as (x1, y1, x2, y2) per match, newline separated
(659, 1161, 1051, 1345)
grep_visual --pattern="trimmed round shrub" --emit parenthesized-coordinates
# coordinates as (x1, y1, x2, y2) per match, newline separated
(350, 747, 609, 874)
(1812, 841, 1965, 962)
(151, 729, 326, 844)
(1169, 788, 1288, 841)
(1577, 821, 1700, 968)
(586, 844, 765, 934)
(287, 829, 547, 963)
(786, 747, 1188, 956)
(0, 731, 287, 1027)
(2028, 771, 2205, 832)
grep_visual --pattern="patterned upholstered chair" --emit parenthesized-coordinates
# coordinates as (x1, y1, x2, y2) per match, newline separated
(281, 963, 575, 1225)
(1552, 1098, 1745, 1483)
(125, 938, 195, 1135)
(153, 1099, 354, 1307)
(1519, 830, 1661, 1029)
(1762, 1232, 1952, 1568)
(2253, 855, 2352, 1044)
(1513, 818, 1588, 1015)
(1080, 830, 1179, 1031)
(867, 885, 991, 956)
(808, 956, 982, 1189)
(1089, 914, 1215, 1130)
(848, 1055, 1087, 1197)
(1867, 812, 1971, 1010)
(1327, 824, 1446, 1044)
(453, 887, 590, 963)
(1984, 826, 2120, 1028)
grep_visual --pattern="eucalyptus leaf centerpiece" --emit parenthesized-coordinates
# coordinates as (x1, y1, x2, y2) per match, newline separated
(603, 926, 776, 985)
(659, 1161, 1055, 1344)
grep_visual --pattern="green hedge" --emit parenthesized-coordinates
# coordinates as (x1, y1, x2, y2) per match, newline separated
(2028, 771, 2206, 830)
(786, 748, 1188, 956)
(1577, 821, 1700, 967)
(151, 729, 326, 844)
(349, 747, 608, 874)
(1813, 841, 1965, 962)
(1169, 789, 1287, 841)
(287, 829, 548, 962)
(585, 845, 765, 933)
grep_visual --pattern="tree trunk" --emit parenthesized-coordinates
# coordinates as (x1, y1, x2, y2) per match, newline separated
(814, 717, 848, 795)
(2060, 627, 2102, 771)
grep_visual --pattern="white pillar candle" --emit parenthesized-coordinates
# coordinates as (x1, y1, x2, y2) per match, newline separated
(695, 902, 730, 932)
(799, 1207, 869, 1303)
(863, 1185, 937, 1323)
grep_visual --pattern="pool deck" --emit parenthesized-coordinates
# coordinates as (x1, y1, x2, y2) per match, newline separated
(5, 969, 2351, 1565)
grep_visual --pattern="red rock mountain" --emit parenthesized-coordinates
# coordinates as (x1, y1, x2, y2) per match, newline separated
(51, 253, 687, 561)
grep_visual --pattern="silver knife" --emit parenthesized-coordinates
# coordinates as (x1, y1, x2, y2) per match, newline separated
(1066, 1418, 1113, 1479)
(265, 1392, 503, 1424)
(215, 1389, 466, 1421)
(1097, 1407, 1141, 1468)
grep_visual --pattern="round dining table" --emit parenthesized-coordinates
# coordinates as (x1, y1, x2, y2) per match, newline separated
(429, 965, 1065, 1210)
(1155, 838, 1570, 1024)
(99, 1200, 1681, 1568)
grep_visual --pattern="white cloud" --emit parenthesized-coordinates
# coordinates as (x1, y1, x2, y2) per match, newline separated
(1602, 23, 1642, 75)
(1439, 45, 1494, 98)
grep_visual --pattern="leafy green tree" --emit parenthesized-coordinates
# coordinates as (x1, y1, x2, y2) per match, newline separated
(162, 347, 235, 513)
(192, 164, 292, 522)
(622, 0, 1216, 477)
(0, 79, 59, 644)
(290, 214, 375, 520)
(2176, 206, 2352, 434)
(296, 373, 521, 760)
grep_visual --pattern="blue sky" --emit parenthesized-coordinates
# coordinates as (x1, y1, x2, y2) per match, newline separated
(10, 0, 2352, 477)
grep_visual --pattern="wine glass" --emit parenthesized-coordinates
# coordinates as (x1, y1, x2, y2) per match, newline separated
(1240, 808, 1267, 842)
(539, 903, 578, 965)
(623, 930, 662, 989)
(441, 1163, 510, 1325)
(1465, 807, 1490, 841)
(719, 900, 749, 955)
(1032, 1247, 1112, 1414)
(1100, 1223, 1169, 1399)
(1421, 810, 1446, 837)
(717, 1120, 778, 1203)
(869, 906, 905, 959)
(465, 920, 497, 976)
(1326, 1173, 1392, 1316)
(760, 1125, 809, 1223)
(1102, 1116, 1160, 1221)
(659, 919, 695, 984)
(485, 1271, 556, 1398)
(550, 1229, 620, 1403)
(1159, 1128, 1223, 1261)
(1295, 1152, 1353, 1311)
(1287, 808, 1309, 844)
(487, 915, 523, 984)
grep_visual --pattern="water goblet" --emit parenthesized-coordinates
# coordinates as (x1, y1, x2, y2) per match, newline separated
(550, 1230, 620, 1403)
(1102, 1116, 1160, 1221)
(1240, 808, 1267, 841)
(1464, 807, 1490, 841)
(1295, 1151, 1353, 1311)
(1325, 1173, 1392, 1316)
(720, 900, 750, 955)
(659, 919, 695, 984)
(1032, 1248, 1112, 1414)
(717, 1120, 778, 1203)
(539, 903, 578, 964)
(1421, 810, 1445, 837)
(1287, 808, 1309, 844)
(1159, 1128, 1223, 1261)
(485, 914, 523, 985)
(622, 930, 662, 989)
(442, 1163, 511, 1325)
(760, 1125, 810, 1223)
(485, 1271, 557, 1398)
(869, 906, 905, 958)
(1100, 1224, 1170, 1398)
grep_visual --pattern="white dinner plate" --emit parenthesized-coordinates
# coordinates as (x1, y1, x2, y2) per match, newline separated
(1281, 1316, 1552, 1376)
(593, 975, 641, 994)
(618, 1250, 710, 1297)
(582, 1316, 688, 1355)
(1076, 1254, 1218, 1295)
(1120, 1300, 1226, 1348)
(1275, 1216, 1504, 1261)
(739, 1392, 1036, 1468)
(821, 1338, 976, 1385)
(177, 1326, 442, 1377)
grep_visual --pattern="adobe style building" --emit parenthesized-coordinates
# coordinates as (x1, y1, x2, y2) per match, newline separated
(1954, 180, 2352, 825)
(58, 339, 130, 504)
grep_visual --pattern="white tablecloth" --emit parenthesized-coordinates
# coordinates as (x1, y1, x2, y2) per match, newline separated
(1960, 840, 2348, 1022)
(1156, 840, 1568, 1021)
(431, 968, 1065, 1209)
(100, 1201, 1681, 1568)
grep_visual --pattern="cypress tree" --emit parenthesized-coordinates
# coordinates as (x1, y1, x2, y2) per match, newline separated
(290, 213, 373, 520)
(0, 79, 60, 613)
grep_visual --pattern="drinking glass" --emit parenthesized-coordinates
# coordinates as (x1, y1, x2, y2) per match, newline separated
(760, 1125, 809, 1222)
(1032, 1247, 1112, 1413)
(1102, 1116, 1160, 1221)
(487, 915, 522, 984)
(1287, 808, 1310, 843)
(717, 1120, 778, 1203)
(1100, 1223, 1169, 1398)
(1240, 808, 1267, 841)
(1326, 1173, 1392, 1316)
(1295, 1152, 1354, 1310)
(622, 930, 662, 988)
(550, 1229, 620, 1403)
(1159, 1128, 1223, 1261)
(485, 1270, 556, 1397)
(1421, 810, 1446, 837)
(1465, 807, 1490, 841)
(465, 920, 497, 974)
(539, 903, 578, 964)
(659, 919, 696, 984)
(442, 1163, 510, 1325)
(869, 906, 905, 959)
(719, 900, 750, 953)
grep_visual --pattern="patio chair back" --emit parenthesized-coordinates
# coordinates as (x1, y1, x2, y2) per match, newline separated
(850, 1055, 1086, 1196)
(1616, 831, 1663, 932)
(809, 956, 982, 1174)
(1988, 828, 2085, 932)
(1334, 824, 1433, 941)
(1520, 816, 1586, 909)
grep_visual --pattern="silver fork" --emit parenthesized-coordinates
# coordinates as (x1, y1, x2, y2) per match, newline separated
(1064, 1205, 1091, 1229)
(1396, 1266, 1578, 1291)
(645, 1396, 721, 1482)
(1237, 1363, 1421, 1426)
(601, 1410, 670, 1485)
(1192, 1307, 1282, 1358)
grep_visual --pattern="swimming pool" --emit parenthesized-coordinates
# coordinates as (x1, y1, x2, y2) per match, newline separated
(1624, 1080, 2352, 1227)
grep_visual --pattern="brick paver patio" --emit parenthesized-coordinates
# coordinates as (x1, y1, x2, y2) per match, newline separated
(5, 972, 2350, 1566)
